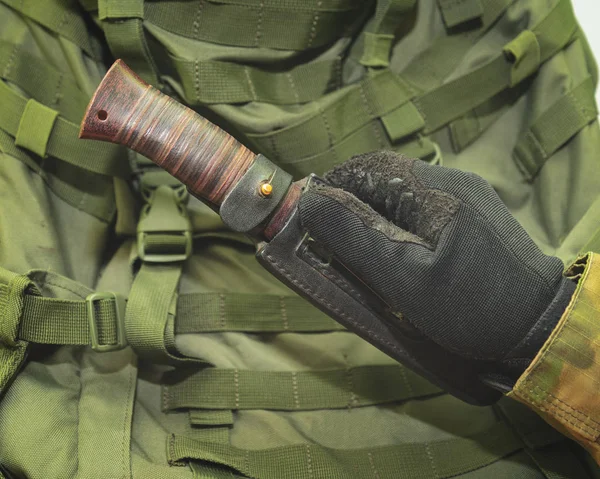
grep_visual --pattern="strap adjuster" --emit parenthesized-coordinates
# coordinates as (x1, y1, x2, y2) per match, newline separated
(86, 292, 127, 352)
(137, 185, 192, 263)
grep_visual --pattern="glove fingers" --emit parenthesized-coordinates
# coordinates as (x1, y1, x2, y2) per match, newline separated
(299, 185, 433, 306)
(324, 151, 460, 250)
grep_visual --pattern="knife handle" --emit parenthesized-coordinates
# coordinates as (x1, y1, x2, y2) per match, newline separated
(79, 60, 256, 206)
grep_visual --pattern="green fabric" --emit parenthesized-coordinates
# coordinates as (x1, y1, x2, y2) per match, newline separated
(359, 0, 416, 67)
(0, 0, 98, 59)
(437, 0, 484, 28)
(189, 410, 234, 427)
(174, 57, 342, 105)
(162, 365, 441, 411)
(168, 420, 523, 478)
(0, 79, 129, 177)
(514, 76, 598, 179)
(14, 99, 59, 158)
(145, 0, 366, 51)
(176, 293, 343, 333)
(100, 0, 160, 86)
(0, 39, 88, 123)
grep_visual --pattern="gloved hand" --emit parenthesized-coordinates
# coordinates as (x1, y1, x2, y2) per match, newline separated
(298, 151, 576, 401)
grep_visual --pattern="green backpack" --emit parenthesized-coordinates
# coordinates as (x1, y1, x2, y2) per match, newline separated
(1, 0, 600, 477)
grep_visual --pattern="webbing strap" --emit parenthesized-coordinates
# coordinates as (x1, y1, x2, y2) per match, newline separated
(249, 0, 576, 168)
(437, 0, 483, 29)
(416, 0, 578, 133)
(168, 420, 523, 478)
(174, 57, 342, 105)
(162, 365, 441, 411)
(144, 0, 364, 51)
(176, 293, 343, 333)
(0, 79, 130, 177)
(359, 0, 416, 67)
(513, 76, 597, 180)
(0, 0, 97, 59)
(189, 410, 234, 427)
(0, 268, 37, 396)
(0, 40, 88, 123)
(99, 0, 160, 86)
(247, 69, 418, 162)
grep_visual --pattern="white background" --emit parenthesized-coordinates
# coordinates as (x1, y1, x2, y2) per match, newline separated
(573, 1, 600, 104)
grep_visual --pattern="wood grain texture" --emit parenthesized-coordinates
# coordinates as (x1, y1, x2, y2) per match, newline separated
(80, 60, 256, 206)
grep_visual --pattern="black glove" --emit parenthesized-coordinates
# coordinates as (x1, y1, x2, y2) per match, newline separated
(299, 151, 575, 402)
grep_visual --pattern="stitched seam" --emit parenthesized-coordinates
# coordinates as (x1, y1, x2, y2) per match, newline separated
(280, 295, 289, 331)
(219, 293, 226, 330)
(194, 60, 200, 103)
(368, 452, 380, 479)
(255, 1, 264, 47)
(291, 371, 300, 409)
(307, 2, 322, 48)
(287, 72, 301, 103)
(192, 0, 206, 39)
(424, 443, 438, 477)
(234, 368, 240, 408)
(52, 73, 63, 108)
(2, 44, 19, 78)
(305, 444, 314, 479)
(245, 67, 258, 101)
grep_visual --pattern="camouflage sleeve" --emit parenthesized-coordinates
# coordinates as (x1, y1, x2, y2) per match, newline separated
(508, 252, 600, 463)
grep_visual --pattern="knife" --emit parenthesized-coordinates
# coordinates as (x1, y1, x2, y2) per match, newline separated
(79, 60, 501, 406)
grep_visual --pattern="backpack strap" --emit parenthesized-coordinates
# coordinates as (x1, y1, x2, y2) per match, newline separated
(98, 0, 160, 86)
(162, 365, 441, 412)
(169, 420, 524, 478)
(514, 75, 597, 180)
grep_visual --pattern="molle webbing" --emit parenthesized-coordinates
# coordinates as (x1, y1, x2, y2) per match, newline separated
(162, 365, 441, 411)
(513, 75, 598, 180)
(170, 420, 524, 478)
(0, 0, 98, 59)
(0, 79, 129, 177)
(174, 57, 343, 106)
(247, 0, 577, 177)
(144, 0, 366, 51)
(99, 0, 160, 86)
(176, 293, 344, 333)
(0, 40, 89, 123)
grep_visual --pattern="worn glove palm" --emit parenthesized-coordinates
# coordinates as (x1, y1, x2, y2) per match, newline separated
(299, 152, 575, 400)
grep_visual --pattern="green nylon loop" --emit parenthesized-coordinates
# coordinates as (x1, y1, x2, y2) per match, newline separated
(0, 0, 97, 59)
(168, 421, 523, 478)
(358, 0, 416, 67)
(247, 0, 575, 172)
(189, 410, 235, 427)
(437, 0, 484, 28)
(99, 0, 144, 19)
(162, 365, 441, 411)
(0, 40, 88, 123)
(0, 79, 130, 177)
(174, 56, 342, 105)
(176, 293, 343, 333)
(14, 99, 59, 158)
(504, 30, 541, 87)
(360, 33, 395, 68)
(144, 0, 365, 51)
(381, 101, 426, 142)
(513, 76, 598, 180)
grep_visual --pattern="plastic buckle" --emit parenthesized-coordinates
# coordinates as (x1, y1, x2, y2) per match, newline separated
(137, 185, 192, 263)
(86, 292, 127, 352)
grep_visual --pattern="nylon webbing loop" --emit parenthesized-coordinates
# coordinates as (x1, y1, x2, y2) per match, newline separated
(0, 0, 98, 59)
(176, 293, 343, 333)
(162, 365, 441, 411)
(0, 40, 89, 123)
(144, 0, 365, 51)
(174, 57, 342, 106)
(0, 269, 37, 395)
(0, 80, 130, 177)
(99, 0, 160, 87)
(14, 100, 58, 158)
(248, 0, 576, 177)
(189, 410, 234, 427)
(168, 420, 523, 477)
(437, 0, 484, 29)
(514, 76, 598, 180)
(359, 0, 416, 67)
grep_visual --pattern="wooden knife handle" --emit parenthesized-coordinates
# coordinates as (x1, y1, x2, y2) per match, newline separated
(79, 60, 256, 206)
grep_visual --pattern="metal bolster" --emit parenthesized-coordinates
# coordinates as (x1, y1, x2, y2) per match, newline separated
(219, 154, 293, 233)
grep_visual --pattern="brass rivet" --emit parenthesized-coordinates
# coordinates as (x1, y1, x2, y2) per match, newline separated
(259, 182, 273, 197)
